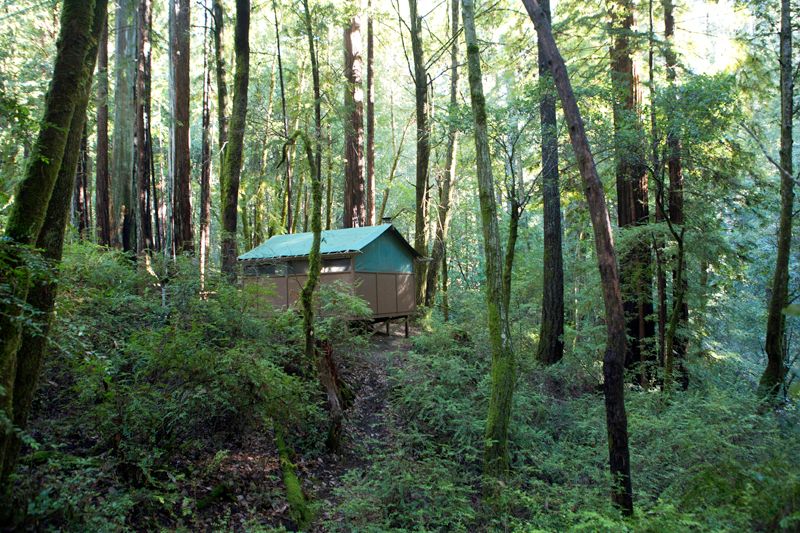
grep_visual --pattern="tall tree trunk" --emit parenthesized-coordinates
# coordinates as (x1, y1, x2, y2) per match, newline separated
(461, 0, 515, 480)
(522, 0, 634, 515)
(212, 0, 229, 170)
(366, 0, 375, 225)
(302, 0, 322, 232)
(170, 0, 193, 255)
(73, 126, 91, 239)
(220, 0, 250, 277)
(0, 0, 103, 509)
(112, 0, 136, 251)
(343, 15, 366, 228)
(425, 0, 459, 307)
(135, 0, 154, 254)
(409, 0, 430, 305)
(760, 0, 794, 397)
(535, 0, 564, 365)
(649, 0, 666, 369)
(610, 0, 655, 378)
(326, 124, 333, 230)
(273, 0, 293, 232)
(200, 1, 212, 285)
(96, 16, 111, 246)
(662, 0, 689, 389)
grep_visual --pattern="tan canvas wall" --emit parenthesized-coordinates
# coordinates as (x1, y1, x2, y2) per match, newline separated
(355, 273, 378, 313)
(397, 274, 414, 313)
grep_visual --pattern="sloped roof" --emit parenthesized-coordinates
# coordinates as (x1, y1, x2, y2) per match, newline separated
(238, 223, 421, 261)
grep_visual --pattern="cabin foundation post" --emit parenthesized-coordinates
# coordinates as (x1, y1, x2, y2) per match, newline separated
(386, 319, 390, 336)
(404, 316, 409, 338)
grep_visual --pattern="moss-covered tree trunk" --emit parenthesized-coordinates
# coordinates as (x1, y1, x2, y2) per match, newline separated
(760, 0, 793, 397)
(425, 0, 459, 307)
(535, 0, 564, 365)
(409, 0, 430, 305)
(0, 0, 101, 512)
(461, 0, 516, 480)
(220, 0, 250, 278)
(522, 0, 634, 515)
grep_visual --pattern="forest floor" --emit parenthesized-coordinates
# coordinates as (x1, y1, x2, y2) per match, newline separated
(306, 324, 411, 531)
(185, 323, 412, 531)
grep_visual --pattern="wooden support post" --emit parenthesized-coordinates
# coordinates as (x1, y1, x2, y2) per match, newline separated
(386, 319, 390, 336)
(404, 316, 409, 338)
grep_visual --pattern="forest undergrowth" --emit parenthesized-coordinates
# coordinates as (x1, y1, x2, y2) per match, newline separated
(7, 242, 799, 532)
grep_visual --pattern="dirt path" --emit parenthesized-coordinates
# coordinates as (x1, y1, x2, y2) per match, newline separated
(306, 323, 412, 529)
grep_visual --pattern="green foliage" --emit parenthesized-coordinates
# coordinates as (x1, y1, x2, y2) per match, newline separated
(330, 320, 800, 532)
(14, 243, 325, 529)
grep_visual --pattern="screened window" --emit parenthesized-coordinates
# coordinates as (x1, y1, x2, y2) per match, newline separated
(243, 262, 286, 277)
(321, 258, 351, 273)
(288, 260, 309, 275)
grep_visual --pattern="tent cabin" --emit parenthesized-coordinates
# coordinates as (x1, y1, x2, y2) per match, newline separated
(238, 224, 420, 331)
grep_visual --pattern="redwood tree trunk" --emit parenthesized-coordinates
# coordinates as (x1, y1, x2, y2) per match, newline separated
(96, 16, 111, 246)
(366, 0, 375, 225)
(200, 2, 212, 283)
(409, 0, 430, 305)
(760, 0, 794, 397)
(220, 0, 250, 277)
(522, 0, 634, 515)
(535, 0, 564, 365)
(610, 0, 655, 378)
(343, 15, 366, 228)
(170, 0, 193, 255)
(73, 126, 91, 239)
(135, 0, 154, 254)
(112, 0, 136, 251)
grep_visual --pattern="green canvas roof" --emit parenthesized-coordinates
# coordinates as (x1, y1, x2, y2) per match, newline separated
(238, 223, 420, 261)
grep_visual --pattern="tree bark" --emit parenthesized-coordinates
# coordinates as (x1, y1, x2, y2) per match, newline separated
(760, 0, 794, 397)
(535, 0, 564, 365)
(135, 0, 154, 254)
(73, 125, 91, 239)
(661, 0, 689, 389)
(96, 16, 111, 246)
(461, 0, 516, 480)
(366, 0, 375, 225)
(522, 0, 634, 515)
(425, 0, 460, 307)
(302, 0, 322, 231)
(343, 15, 366, 228)
(0, 0, 104, 508)
(610, 0, 655, 377)
(112, 0, 136, 251)
(273, 0, 294, 232)
(409, 0, 430, 305)
(169, 0, 193, 255)
(212, 0, 228, 168)
(200, 1, 212, 285)
(220, 0, 250, 278)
